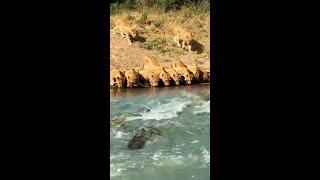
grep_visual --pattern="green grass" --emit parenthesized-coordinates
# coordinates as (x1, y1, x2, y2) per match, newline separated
(110, 0, 210, 16)
(139, 37, 170, 54)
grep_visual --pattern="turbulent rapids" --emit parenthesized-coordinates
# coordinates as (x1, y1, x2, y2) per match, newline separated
(110, 84, 210, 180)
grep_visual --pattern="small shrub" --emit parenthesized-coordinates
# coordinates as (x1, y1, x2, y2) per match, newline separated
(139, 37, 170, 54)
(153, 20, 162, 28)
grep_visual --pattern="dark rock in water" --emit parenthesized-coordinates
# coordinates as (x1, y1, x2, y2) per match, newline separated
(145, 109, 151, 112)
(127, 129, 146, 150)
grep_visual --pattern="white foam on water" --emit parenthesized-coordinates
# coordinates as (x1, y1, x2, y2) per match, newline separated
(146, 138, 158, 144)
(110, 146, 210, 178)
(192, 100, 210, 115)
(185, 130, 194, 134)
(114, 131, 127, 139)
(110, 153, 128, 178)
(201, 146, 210, 167)
(189, 140, 199, 144)
(151, 151, 163, 161)
(110, 129, 130, 140)
(126, 98, 192, 121)
(150, 150, 200, 167)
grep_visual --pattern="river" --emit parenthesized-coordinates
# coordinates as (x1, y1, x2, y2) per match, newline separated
(110, 83, 210, 180)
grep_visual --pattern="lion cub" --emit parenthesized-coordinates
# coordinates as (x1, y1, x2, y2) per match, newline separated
(164, 67, 181, 86)
(142, 55, 171, 86)
(110, 69, 126, 88)
(173, 26, 193, 53)
(171, 59, 193, 85)
(113, 19, 137, 46)
(138, 69, 160, 87)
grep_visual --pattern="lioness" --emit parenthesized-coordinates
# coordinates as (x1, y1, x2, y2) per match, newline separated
(198, 64, 210, 72)
(110, 69, 126, 88)
(124, 69, 140, 88)
(171, 59, 193, 85)
(173, 26, 193, 53)
(198, 66, 210, 82)
(186, 64, 202, 83)
(138, 69, 160, 87)
(164, 67, 181, 86)
(113, 19, 137, 46)
(142, 55, 161, 69)
(142, 55, 171, 86)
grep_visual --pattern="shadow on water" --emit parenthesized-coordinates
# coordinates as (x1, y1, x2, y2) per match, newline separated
(110, 83, 210, 101)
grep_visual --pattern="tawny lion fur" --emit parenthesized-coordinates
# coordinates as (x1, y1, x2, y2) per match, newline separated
(138, 69, 160, 87)
(110, 69, 126, 88)
(173, 26, 193, 53)
(171, 59, 193, 85)
(186, 64, 202, 83)
(142, 55, 171, 86)
(164, 67, 181, 86)
(124, 69, 140, 88)
(113, 19, 137, 46)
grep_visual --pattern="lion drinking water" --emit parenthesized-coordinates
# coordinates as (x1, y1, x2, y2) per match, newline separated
(138, 69, 160, 87)
(124, 69, 142, 88)
(142, 55, 171, 86)
(171, 58, 194, 85)
(186, 64, 203, 83)
(164, 67, 181, 86)
(110, 69, 126, 88)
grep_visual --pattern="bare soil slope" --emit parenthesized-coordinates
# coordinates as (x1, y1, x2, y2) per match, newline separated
(110, 16, 210, 72)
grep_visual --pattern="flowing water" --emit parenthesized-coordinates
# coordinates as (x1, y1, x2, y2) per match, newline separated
(110, 83, 210, 180)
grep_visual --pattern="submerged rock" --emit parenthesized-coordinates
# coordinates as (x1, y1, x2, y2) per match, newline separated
(110, 117, 127, 129)
(144, 126, 161, 141)
(128, 108, 151, 117)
